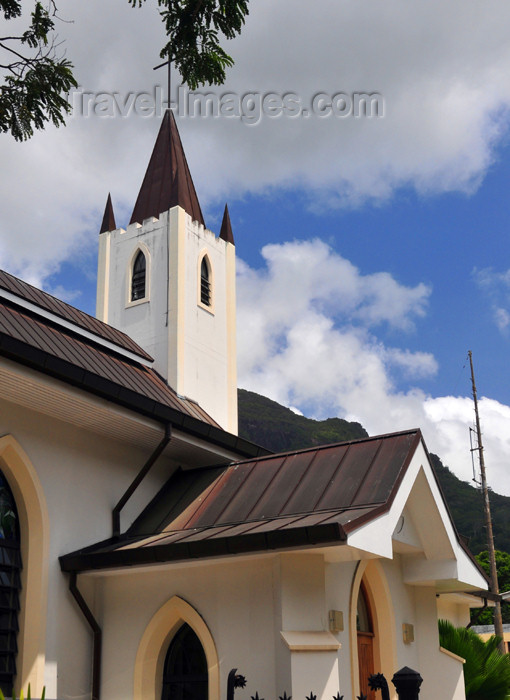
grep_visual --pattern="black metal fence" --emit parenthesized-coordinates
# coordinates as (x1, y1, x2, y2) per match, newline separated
(227, 666, 423, 700)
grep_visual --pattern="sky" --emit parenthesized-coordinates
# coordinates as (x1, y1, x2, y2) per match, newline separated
(3, 0, 510, 497)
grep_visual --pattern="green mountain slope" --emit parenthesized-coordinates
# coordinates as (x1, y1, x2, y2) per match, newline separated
(238, 388, 367, 452)
(238, 388, 510, 555)
(429, 453, 510, 555)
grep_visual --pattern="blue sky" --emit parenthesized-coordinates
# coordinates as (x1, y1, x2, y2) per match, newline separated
(48, 130, 510, 408)
(3, 0, 510, 494)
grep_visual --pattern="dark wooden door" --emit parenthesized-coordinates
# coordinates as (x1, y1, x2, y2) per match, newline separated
(357, 631, 375, 700)
(357, 582, 375, 700)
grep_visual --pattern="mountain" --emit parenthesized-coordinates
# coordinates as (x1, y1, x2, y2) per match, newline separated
(238, 388, 367, 452)
(238, 388, 510, 555)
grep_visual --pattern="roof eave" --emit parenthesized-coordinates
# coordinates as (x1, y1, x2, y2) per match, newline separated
(59, 521, 348, 574)
(0, 333, 268, 460)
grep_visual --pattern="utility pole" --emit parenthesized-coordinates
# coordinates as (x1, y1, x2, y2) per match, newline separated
(468, 350, 505, 652)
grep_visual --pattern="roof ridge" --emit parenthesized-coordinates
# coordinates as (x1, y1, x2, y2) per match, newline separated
(227, 428, 422, 467)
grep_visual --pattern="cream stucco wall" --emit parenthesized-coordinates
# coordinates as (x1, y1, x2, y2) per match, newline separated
(0, 394, 176, 700)
(0, 373, 476, 700)
(89, 548, 470, 700)
(96, 207, 237, 433)
(97, 557, 278, 700)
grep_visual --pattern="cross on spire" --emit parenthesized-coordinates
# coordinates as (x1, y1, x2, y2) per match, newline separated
(153, 55, 172, 111)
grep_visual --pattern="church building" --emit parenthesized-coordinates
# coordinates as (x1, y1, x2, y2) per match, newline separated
(0, 111, 488, 700)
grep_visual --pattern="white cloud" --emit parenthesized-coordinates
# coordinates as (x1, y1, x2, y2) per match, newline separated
(495, 308, 510, 332)
(474, 267, 510, 334)
(237, 240, 510, 496)
(3, 0, 510, 496)
(2, 0, 510, 284)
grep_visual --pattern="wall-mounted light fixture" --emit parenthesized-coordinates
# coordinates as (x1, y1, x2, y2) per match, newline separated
(402, 623, 414, 644)
(328, 610, 344, 632)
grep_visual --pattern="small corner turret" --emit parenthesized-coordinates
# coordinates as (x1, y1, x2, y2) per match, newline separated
(219, 204, 235, 246)
(100, 193, 116, 234)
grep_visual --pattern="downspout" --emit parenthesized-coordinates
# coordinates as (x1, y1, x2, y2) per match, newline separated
(466, 597, 488, 629)
(112, 423, 171, 537)
(69, 573, 102, 700)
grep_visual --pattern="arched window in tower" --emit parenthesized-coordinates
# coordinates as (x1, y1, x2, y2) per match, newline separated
(0, 473, 21, 698)
(131, 250, 147, 301)
(162, 623, 208, 700)
(200, 257, 211, 307)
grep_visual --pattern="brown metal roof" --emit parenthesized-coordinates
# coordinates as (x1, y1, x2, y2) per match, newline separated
(0, 269, 152, 361)
(0, 269, 268, 458)
(130, 110, 205, 227)
(60, 430, 423, 572)
(0, 297, 216, 420)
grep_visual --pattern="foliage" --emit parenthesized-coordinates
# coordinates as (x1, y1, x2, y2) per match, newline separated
(438, 619, 510, 700)
(0, 0, 77, 140)
(238, 388, 367, 453)
(471, 550, 510, 624)
(0, 683, 46, 700)
(130, 0, 249, 90)
(1, 0, 248, 140)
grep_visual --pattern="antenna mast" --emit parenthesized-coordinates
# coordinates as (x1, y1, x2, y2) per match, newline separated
(468, 350, 504, 650)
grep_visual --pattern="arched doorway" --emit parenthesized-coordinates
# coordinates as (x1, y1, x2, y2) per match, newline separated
(162, 623, 208, 700)
(133, 595, 219, 700)
(357, 582, 375, 700)
(0, 471, 21, 698)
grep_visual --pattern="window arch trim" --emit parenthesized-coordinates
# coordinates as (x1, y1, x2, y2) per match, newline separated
(197, 251, 214, 314)
(134, 595, 219, 700)
(0, 436, 49, 698)
(127, 244, 151, 307)
(349, 560, 397, 700)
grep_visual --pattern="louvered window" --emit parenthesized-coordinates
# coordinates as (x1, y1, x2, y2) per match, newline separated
(131, 251, 146, 301)
(0, 475, 21, 699)
(162, 623, 208, 700)
(200, 258, 211, 306)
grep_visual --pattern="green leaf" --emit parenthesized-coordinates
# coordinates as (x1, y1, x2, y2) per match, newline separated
(439, 619, 510, 700)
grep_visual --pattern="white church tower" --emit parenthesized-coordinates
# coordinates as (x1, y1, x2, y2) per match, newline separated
(95, 110, 238, 434)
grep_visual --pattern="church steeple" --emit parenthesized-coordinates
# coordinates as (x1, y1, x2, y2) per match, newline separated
(100, 193, 116, 234)
(130, 110, 205, 227)
(96, 110, 238, 434)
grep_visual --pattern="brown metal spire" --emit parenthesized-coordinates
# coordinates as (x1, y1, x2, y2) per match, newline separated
(129, 110, 205, 227)
(219, 203, 234, 245)
(100, 193, 116, 234)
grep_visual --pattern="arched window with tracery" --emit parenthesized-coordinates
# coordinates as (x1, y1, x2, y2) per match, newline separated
(131, 250, 147, 301)
(200, 257, 211, 307)
(0, 473, 21, 698)
(162, 623, 208, 700)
